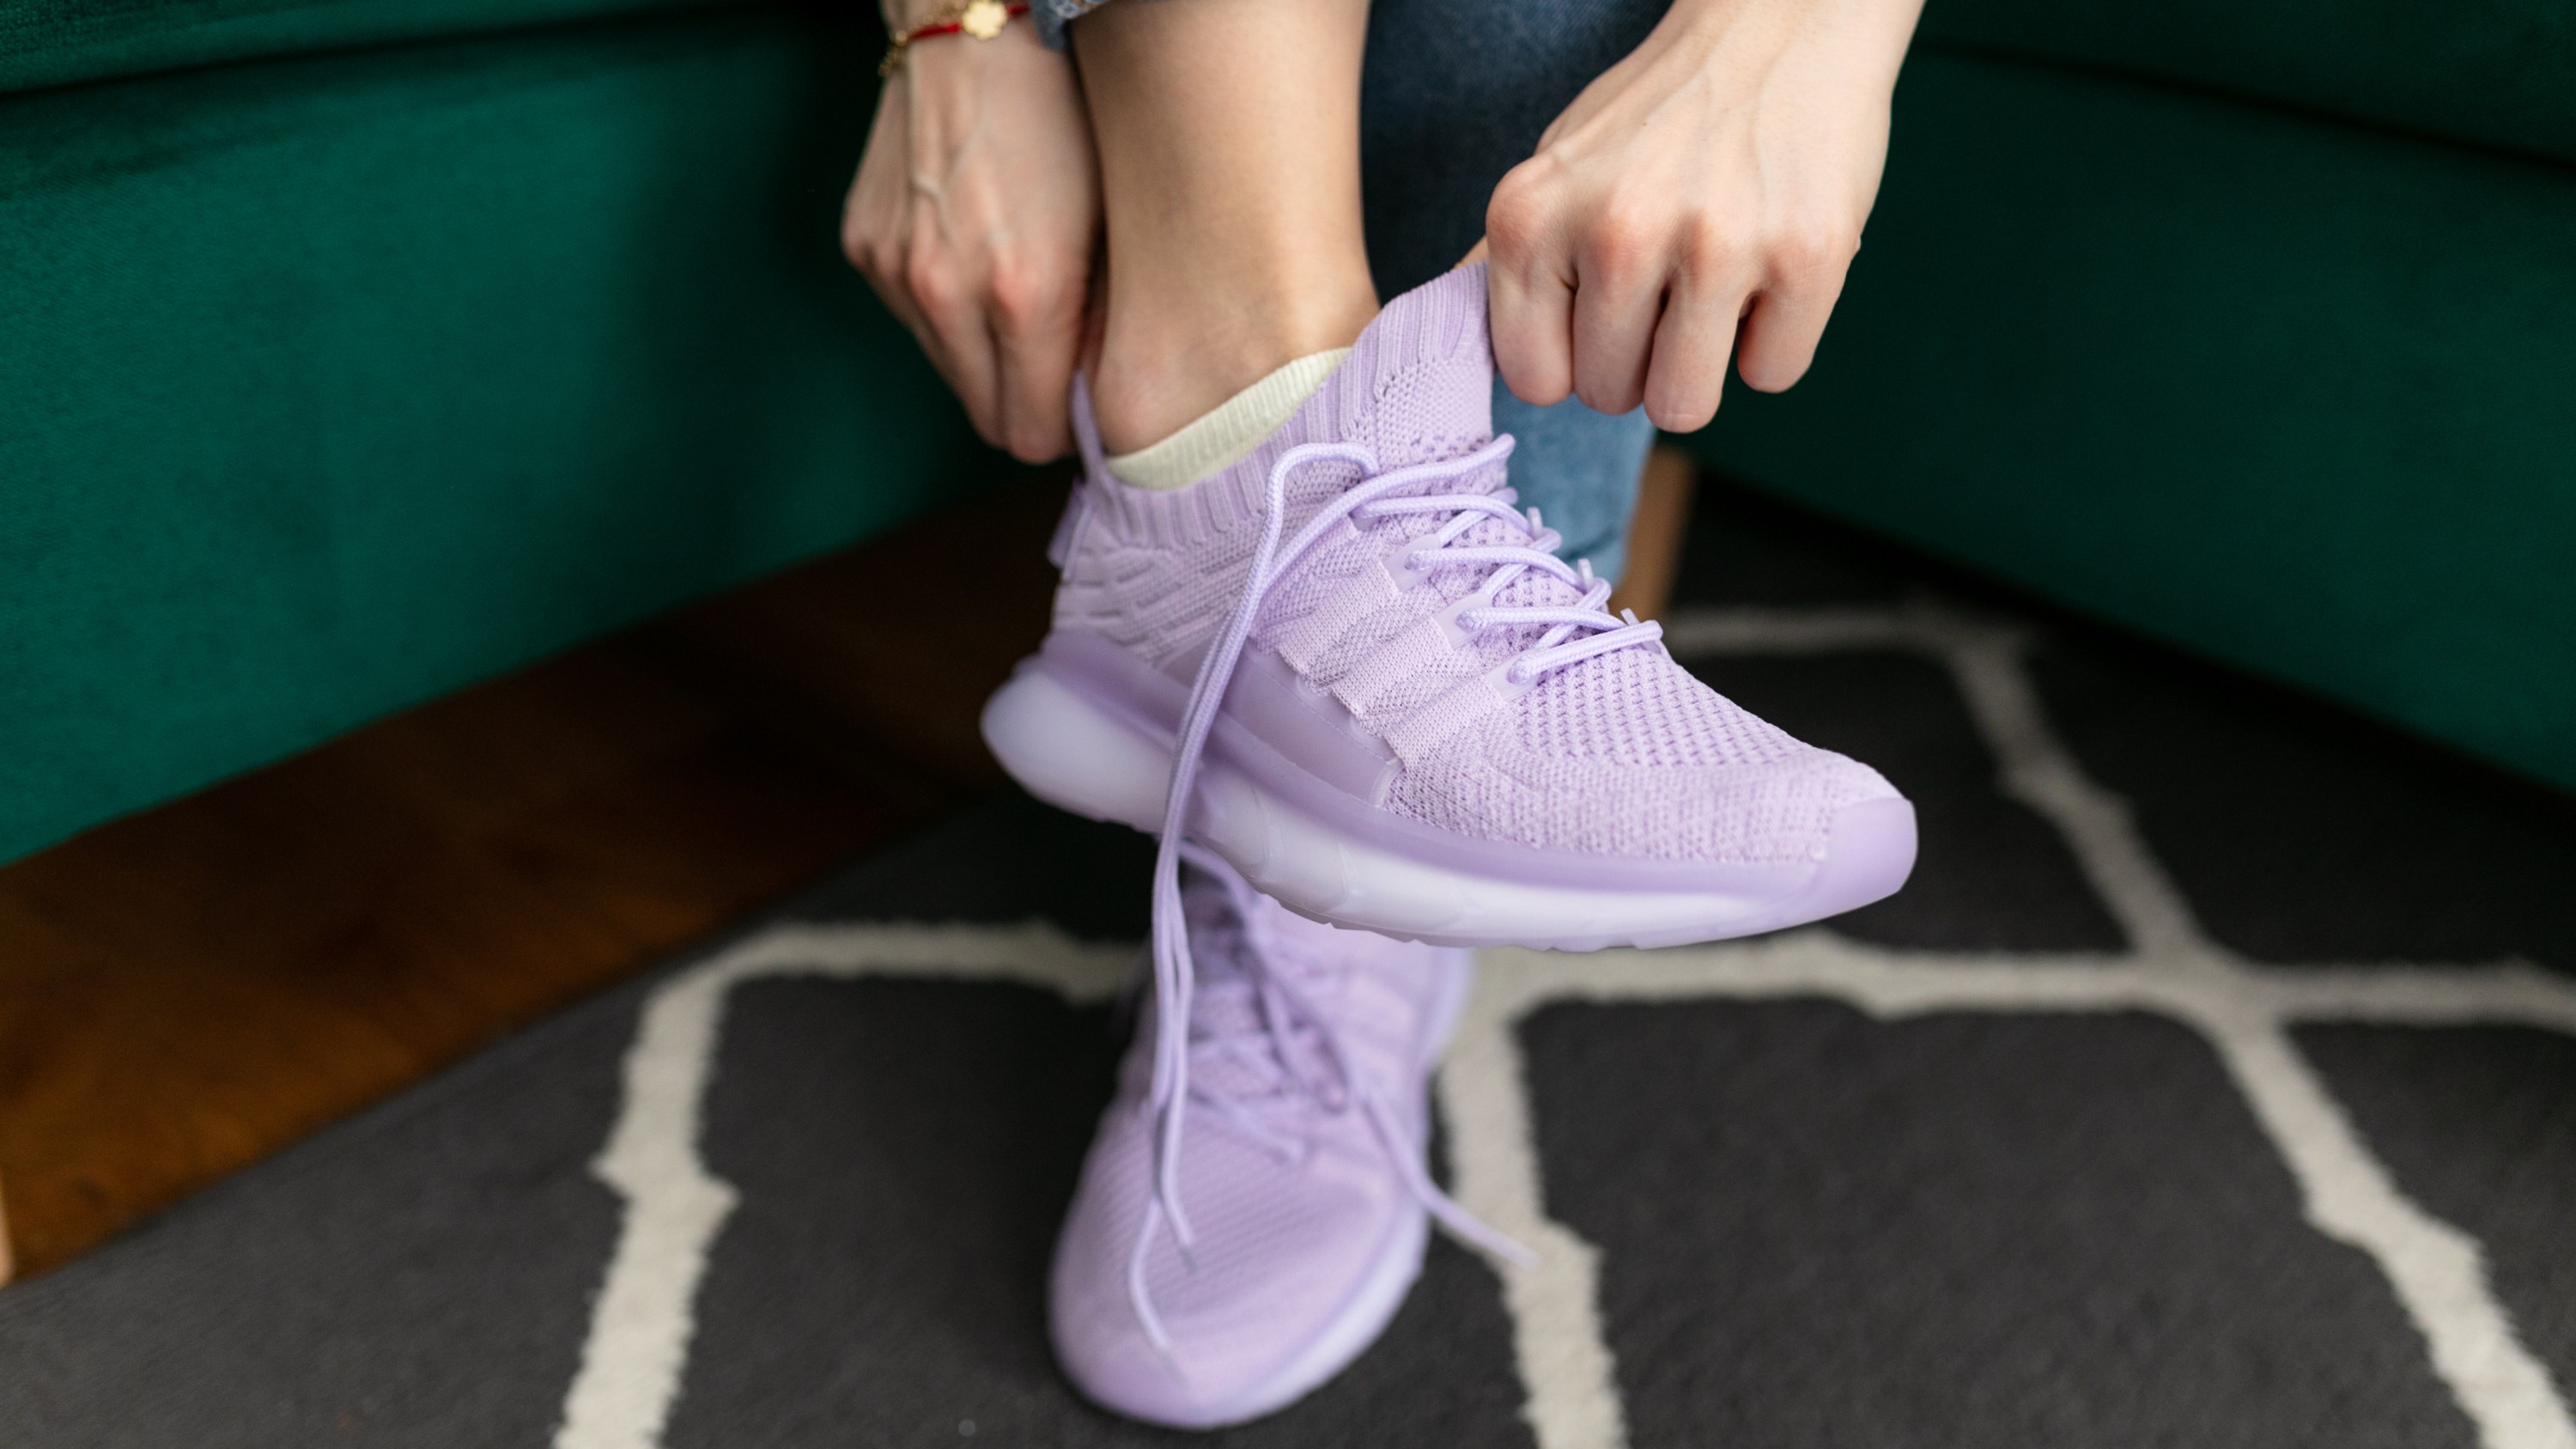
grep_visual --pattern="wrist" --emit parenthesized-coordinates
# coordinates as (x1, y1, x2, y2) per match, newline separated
(1663, 0, 1923, 65)
(882, 0, 1036, 76)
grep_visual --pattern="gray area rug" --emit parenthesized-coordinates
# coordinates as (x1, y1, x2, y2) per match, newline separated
(6, 484, 2573, 1449)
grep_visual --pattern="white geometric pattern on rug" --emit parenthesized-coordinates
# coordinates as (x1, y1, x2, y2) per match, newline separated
(555, 599, 2576, 1449)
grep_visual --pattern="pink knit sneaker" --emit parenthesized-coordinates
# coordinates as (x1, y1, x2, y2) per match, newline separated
(1051, 849, 1505, 1428)
(985, 264, 1917, 951)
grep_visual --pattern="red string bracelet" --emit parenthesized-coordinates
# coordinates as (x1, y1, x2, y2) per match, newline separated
(882, 0, 1033, 76)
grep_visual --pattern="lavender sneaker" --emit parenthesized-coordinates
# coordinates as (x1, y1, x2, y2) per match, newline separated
(986, 264, 1917, 951)
(1051, 847, 1509, 1428)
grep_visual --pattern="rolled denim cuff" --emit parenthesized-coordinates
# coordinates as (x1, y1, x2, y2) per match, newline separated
(1030, 0, 1099, 49)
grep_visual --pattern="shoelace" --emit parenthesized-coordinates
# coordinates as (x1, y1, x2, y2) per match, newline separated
(1129, 436, 1663, 1349)
(1127, 843, 1533, 1354)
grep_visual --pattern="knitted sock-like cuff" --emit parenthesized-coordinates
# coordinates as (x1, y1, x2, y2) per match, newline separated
(1105, 349, 1351, 491)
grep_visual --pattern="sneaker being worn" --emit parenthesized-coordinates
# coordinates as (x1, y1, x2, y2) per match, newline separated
(986, 263, 1916, 951)
(1052, 847, 1504, 1428)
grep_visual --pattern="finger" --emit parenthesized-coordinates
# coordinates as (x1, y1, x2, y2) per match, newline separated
(1568, 218, 1666, 416)
(1490, 261, 1577, 408)
(857, 227, 944, 387)
(843, 93, 896, 228)
(1733, 246, 1852, 393)
(1640, 267, 1749, 433)
(990, 273, 1084, 462)
(872, 236, 961, 416)
(859, 239, 931, 344)
(1485, 170, 1576, 407)
(849, 208, 940, 360)
(843, 76, 912, 284)
(906, 244, 1005, 447)
(934, 319, 1004, 452)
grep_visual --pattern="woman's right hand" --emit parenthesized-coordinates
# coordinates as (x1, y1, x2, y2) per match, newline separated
(843, 17, 1100, 463)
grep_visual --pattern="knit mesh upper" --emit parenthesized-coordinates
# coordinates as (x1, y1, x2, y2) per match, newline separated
(1050, 861, 1462, 1403)
(1051, 265, 1898, 868)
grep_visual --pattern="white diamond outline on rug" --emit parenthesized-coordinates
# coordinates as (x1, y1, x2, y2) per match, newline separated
(555, 596, 2576, 1449)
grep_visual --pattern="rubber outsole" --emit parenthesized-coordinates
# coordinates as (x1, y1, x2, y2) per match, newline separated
(982, 661, 1917, 951)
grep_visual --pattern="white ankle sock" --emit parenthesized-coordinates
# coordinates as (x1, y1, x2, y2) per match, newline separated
(1105, 349, 1350, 491)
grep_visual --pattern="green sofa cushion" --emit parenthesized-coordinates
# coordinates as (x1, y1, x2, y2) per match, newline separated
(0, 0, 747, 94)
(1692, 48, 2576, 792)
(1921, 0, 2576, 164)
(0, 7, 976, 867)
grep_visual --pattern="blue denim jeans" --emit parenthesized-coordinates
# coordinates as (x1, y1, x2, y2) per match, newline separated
(1361, 0, 1668, 581)
(1039, 0, 1671, 581)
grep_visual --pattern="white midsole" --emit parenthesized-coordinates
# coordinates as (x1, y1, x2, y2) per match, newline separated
(982, 667, 1838, 951)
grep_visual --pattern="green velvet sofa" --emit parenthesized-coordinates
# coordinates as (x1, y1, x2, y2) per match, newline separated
(3, 0, 2570, 868)
(1690, 0, 2576, 810)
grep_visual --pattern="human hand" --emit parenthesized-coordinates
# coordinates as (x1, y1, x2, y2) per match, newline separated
(1480, 0, 1923, 431)
(843, 18, 1099, 462)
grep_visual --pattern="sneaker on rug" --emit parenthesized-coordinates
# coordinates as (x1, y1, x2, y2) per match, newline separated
(1050, 847, 1508, 1428)
(985, 263, 1916, 951)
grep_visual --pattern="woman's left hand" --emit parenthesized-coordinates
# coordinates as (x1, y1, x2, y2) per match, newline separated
(843, 17, 1100, 463)
(1479, 0, 1924, 432)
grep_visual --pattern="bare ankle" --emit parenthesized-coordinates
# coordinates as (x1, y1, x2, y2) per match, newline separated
(1090, 286, 1378, 456)
(1072, 0, 1378, 457)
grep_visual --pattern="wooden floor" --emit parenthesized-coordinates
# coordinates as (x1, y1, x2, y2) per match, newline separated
(0, 450, 1693, 1283)
(0, 475, 1066, 1281)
